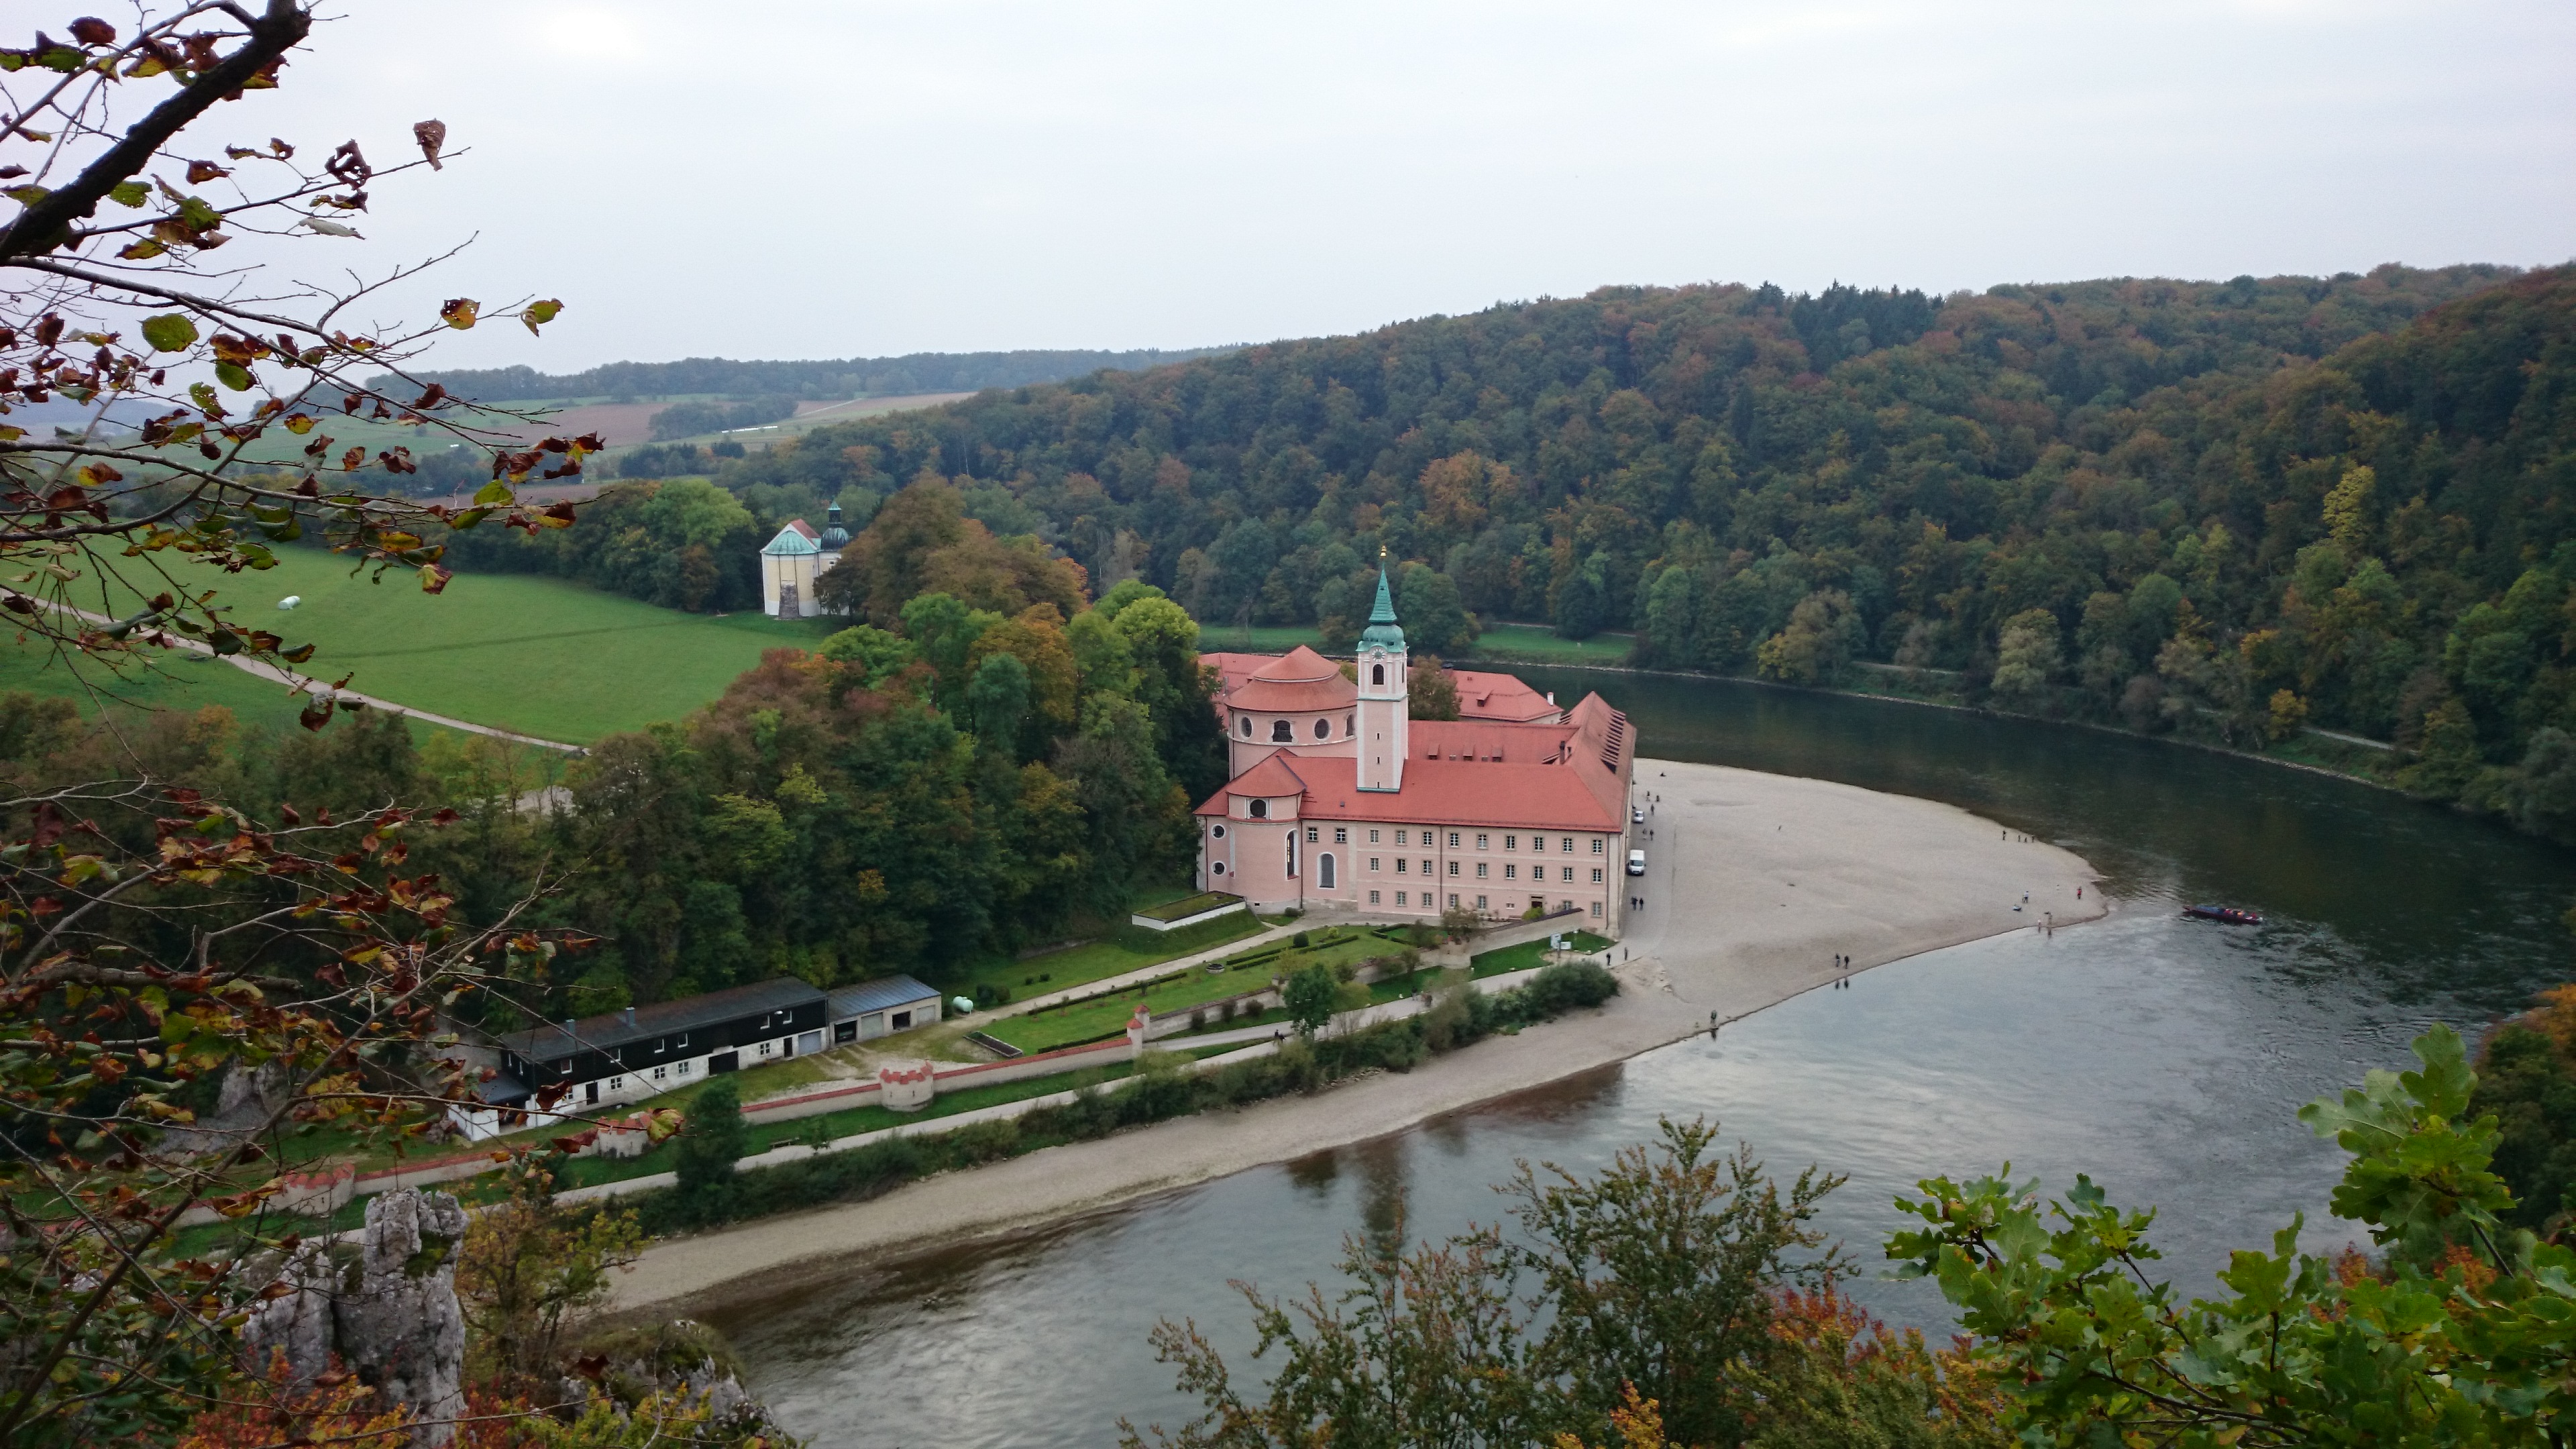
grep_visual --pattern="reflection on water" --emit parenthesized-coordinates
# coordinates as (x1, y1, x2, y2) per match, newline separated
(714, 674, 2576, 1449)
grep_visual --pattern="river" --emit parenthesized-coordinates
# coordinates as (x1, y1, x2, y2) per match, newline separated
(712, 672, 2576, 1448)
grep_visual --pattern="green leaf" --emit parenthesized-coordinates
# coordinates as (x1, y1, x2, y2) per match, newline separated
(107, 180, 150, 208)
(140, 314, 198, 353)
(213, 361, 254, 392)
(471, 479, 513, 506)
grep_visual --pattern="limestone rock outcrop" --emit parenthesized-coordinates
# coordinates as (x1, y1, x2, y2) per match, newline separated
(239, 1187, 468, 1448)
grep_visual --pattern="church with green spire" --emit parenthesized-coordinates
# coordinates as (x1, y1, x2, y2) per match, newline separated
(1188, 557, 1638, 932)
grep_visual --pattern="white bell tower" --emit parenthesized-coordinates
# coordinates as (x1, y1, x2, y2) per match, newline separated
(1355, 555, 1408, 792)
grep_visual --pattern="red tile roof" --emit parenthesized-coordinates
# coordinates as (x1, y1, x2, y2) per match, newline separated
(1252, 645, 1339, 682)
(1220, 749, 1311, 800)
(786, 518, 818, 540)
(1411, 720, 1572, 763)
(1196, 694, 1633, 832)
(1450, 669, 1560, 722)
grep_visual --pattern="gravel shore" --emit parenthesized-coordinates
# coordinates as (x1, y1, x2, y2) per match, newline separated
(607, 759, 2103, 1316)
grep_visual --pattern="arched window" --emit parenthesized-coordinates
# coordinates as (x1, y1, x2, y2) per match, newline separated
(1346, 713, 1354, 735)
(1249, 798, 1268, 818)
(1313, 718, 1331, 739)
(1371, 664, 1385, 686)
(1238, 716, 1252, 737)
(1271, 719, 1293, 742)
(1318, 853, 1336, 889)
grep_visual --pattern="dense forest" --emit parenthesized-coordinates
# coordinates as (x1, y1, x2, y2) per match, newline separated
(680, 265, 2575, 837)
(379, 346, 1236, 405)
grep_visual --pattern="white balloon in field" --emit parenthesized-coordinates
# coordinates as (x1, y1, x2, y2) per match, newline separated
(278, 596, 301, 610)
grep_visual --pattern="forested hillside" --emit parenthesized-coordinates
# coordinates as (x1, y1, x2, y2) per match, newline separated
(705, 264, 2576, 835)
(383, 346, 1234, 405)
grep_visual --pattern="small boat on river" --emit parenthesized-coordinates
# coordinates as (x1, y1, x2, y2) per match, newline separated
(2184, 904, 2261, 925)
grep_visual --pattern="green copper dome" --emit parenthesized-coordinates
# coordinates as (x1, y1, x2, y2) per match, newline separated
(1358, 563, 1406, 649)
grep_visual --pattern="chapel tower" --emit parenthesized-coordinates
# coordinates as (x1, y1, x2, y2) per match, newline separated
(1355, 559, 1408, 792)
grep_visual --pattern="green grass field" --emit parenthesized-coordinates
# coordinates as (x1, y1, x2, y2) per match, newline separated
(1467, 929, 1614, 976)
(985, 924, 1412, 1054)
(0, 635, 354, 737)
(967, 912, 1269, 1002)
(85, 547, 843, 743)
(1467, 623, 1635, 665)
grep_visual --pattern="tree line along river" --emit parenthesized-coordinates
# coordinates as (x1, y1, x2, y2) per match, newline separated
(710, 669, 2576, 1449)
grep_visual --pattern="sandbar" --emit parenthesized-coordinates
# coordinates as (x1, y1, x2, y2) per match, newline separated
(607, 760, 2103, 1315)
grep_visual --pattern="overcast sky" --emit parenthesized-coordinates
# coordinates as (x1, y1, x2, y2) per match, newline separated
(209, 0, 2576, 372)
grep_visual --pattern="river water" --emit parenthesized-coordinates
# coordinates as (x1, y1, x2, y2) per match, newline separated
(714, 672, 2576, 1448)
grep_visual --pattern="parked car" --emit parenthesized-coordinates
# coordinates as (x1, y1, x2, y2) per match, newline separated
(1631, 805, 1644, 824)
(1626, 849, 1647, 876)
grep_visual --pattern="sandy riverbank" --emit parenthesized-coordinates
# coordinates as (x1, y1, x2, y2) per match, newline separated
(606, 759, 2103, 1316)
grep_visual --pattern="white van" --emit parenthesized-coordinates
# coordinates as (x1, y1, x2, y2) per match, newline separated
(1625, 849, 1646, 876)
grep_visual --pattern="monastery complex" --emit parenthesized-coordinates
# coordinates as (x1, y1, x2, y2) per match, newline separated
(1196, 566, 1636, 932)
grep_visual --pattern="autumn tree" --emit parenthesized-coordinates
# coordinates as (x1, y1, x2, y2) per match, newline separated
(0, 8, 622, 1444)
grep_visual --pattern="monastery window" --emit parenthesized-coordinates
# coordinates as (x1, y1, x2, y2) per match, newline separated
(1591, 838, 1605, 853)
(1334, 827, 1348, 844)
(1476, 833, 1489, 849)
(1505, 864, 1517, 880)
(1272, 719, 1293, 743)
(1591, 867, 1603, 883)
(1476, 863, 1488, 878)
(1395, 891, 1407, 906)
(1313, 718, 1331, 739)
(1448, 861, 1460, 876)
(1561, 837, 1574, 853)
(1320, 853, 1336, 888)
(1504, 835, 1517, 851)
(1420, 859, 1432, 875)
(1562, 865, 1575, 882)
(1346, 714, 1354, 735)
(1249, 799, 1268, 818)
(1372, 664, 1385, 686)
(1395, 830, 1407, 845)
(1211, 861, 1228, 875)
(1306, 826, 1318, 843)
(1369, 890, 1381, 904)
(1370, 857, 1381, 871)
(1476, 894, 1489, 910)
(1447, 832, 1460, 847)
(1448, 894, 1460, 909)
(1368, 829, 1381, 843)
(1239, 716, 1252, 737)
(1591, 902, 1603, 917)
(1396, 859, 1407, 873)
(1210, 824, 1226, 839)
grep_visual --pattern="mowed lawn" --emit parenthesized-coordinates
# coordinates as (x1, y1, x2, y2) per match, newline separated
(0, 635, 412, 739)
(116, 549, 843, 743)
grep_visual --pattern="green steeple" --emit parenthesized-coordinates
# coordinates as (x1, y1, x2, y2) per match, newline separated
(1360, 559, 1406, 649)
